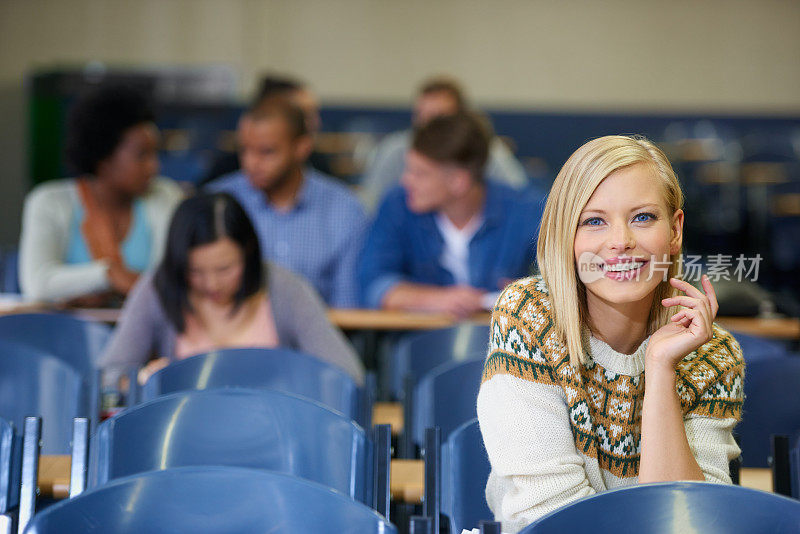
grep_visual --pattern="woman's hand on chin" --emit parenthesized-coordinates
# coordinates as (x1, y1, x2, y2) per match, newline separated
(646, 275, 718, 373)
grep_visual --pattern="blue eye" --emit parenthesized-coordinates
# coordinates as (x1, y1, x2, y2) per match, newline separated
(581, 217, 603, 226)
(633, 212, 656, 222)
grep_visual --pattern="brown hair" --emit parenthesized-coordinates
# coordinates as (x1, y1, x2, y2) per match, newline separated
(418, 76, 467, 113)
(248, 96, 308, 140)
(411, 112, 490, 182)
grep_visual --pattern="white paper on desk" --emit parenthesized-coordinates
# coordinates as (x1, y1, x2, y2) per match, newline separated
(461, 530, 511, 534)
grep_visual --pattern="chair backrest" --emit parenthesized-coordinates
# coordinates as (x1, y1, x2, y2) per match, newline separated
(89, 388, 373, 504)
(0, 341, 83, 454)
(139, 347, 365, 424)
(413, 359, 484, 447)
(731, 330, 790, 362)
(792, 444, 800, 500)
(392, 323, 490, 399)
(441, 419, 493, 534)
(519, 482, 800, 533)
(0, 417, 20, 514)
(26, 466, 397, 534)
(0, 247, 19, 294)
(0, 313, 110, 377)
(738, 358, 800, 467)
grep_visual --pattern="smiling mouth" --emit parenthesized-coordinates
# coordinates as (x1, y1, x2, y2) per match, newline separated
(602, 260, 648, 273)
(599, 259, 649, 281)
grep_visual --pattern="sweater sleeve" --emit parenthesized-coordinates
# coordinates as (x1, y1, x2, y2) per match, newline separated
(269, 264, 365, 385)
(98, 272, 165, 386)
(477, 282, 596, 533)
(19, 182, 111, 301)
(678, 325, 745, 484)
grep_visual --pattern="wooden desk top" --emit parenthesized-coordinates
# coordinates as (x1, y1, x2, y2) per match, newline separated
(66, 307, 493, 331)
(36, 454, 427, 504)
(4, 303, 799, 339)
(372, 402, 404, 434)
(716, 317, 800, 340)
(34, 456, 773, 505)
(38, 455, 70, 499)
(328, 309, 491, 331)
(391, 459, 424, 504)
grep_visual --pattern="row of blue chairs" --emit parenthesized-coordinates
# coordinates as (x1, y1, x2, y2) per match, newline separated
(0, 313, 390, 532)
(13, 388, 392, 532)
(393, 324, 800, 470)
(419, 419, 800, 533)
(0, 312, 795, 464)
(0, 313, 798, 532)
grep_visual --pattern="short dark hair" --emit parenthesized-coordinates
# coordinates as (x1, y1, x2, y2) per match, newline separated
(249, 96, 309, 140)
(154, 193, 264, 333)
(65, 84, 155, 175)
(411, 112, 490, 182)
(251, 74, 304, 109)
(418, 76, 467, 113)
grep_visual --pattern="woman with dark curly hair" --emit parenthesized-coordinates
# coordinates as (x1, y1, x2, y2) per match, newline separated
(19, 84, 183, 304)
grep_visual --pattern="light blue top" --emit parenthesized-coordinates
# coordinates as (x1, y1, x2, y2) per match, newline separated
(65, 198, 152, 273)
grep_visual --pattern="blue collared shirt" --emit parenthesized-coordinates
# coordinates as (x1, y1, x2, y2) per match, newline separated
(207, 169, 367, 307)
(358, 182, 545, 308)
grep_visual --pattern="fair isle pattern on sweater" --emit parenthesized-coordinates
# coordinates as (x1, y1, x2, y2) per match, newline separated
(482, 276, 744, 479)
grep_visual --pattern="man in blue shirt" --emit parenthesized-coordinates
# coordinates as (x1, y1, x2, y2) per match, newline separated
(359, 113, 543, 317)
(208, 98, 366, 307)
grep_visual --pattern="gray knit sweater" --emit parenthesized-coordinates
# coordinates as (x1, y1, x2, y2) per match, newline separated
(99, 262, 364, 385)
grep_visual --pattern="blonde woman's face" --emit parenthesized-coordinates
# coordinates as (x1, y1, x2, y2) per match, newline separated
(573, 163, 683, 307)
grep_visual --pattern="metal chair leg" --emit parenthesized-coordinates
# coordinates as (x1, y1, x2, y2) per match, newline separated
(69, 418, 90, 497)
(18, 417, 42, 534)
(423, 427, 441, 534)
(373, 424, 391, 521)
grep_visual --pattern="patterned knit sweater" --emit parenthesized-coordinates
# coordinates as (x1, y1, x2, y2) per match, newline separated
(477, 276, 744, 533)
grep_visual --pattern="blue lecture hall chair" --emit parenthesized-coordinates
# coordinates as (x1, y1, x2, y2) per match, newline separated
(793, 441, 800, 499)
(24, 467, 397, 534)
(0, 417, 20, 517)
(412, 359, 485, 449)
(0, 313, 110, 425)
(0, 314, 110, 376)
(87, 388, 388, 510)
(517, 482, 800, 533)
(769, 433, 800, 499)
(419, 426, 499, 534)
(737, 357, 800, 467)
(0, 341, 85, 455)
(440, 419, 494, 534)
(390, 323, 489, 400)
(731, 330, 791, 362)
(138, 347, 372, 427)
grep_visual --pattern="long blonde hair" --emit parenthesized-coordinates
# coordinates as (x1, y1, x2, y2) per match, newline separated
(537, 135, 684, 366)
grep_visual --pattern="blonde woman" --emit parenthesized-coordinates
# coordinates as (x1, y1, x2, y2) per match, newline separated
(477, 135, 744, 533)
